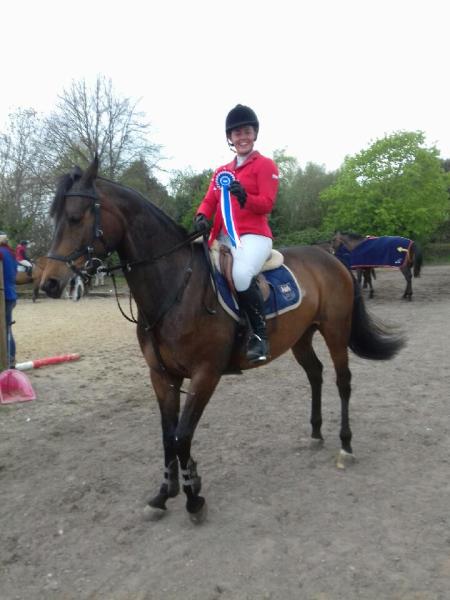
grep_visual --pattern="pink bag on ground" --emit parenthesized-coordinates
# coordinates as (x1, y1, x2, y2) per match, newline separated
(0, 369, 36, 404)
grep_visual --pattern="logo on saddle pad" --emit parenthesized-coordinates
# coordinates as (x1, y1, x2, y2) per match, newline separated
(215, 265, 302, 322)
(278, 282, 296, 301)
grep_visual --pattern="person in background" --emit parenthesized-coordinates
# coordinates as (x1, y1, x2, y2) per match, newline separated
(0, 231, 18, 368)
(15, 239, 32, 275)
(194, 104, 279, 363)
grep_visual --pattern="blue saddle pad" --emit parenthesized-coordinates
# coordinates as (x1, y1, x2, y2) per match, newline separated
(214, 264, 302, 322)
(337, 236, 412, 269)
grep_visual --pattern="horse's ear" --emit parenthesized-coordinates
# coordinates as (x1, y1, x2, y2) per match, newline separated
(81, 154, 99, 188)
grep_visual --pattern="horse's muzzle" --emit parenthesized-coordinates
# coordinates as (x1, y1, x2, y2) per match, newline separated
(42, 278, 63, 299)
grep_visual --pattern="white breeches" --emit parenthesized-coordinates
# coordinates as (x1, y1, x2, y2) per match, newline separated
(218, 233, 272, 292)
(17, 260, 32, 272)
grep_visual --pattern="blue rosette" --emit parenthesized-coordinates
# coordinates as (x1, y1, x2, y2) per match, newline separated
(216, 170, 240, 248)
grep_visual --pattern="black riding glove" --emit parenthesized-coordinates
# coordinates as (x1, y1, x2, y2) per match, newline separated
(229, 180, 247, 208)
(193, 213, 209, 233)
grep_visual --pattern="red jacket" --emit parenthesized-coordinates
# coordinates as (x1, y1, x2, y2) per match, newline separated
(16, 243, 29, 261)
(197, 151, 279, 245)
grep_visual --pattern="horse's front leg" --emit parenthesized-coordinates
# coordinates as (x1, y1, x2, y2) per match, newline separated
(146, 369, 183, 518)
(175, 370, 221, 523)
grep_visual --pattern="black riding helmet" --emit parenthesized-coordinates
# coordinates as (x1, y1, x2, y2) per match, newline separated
(225, 104, 259, 139)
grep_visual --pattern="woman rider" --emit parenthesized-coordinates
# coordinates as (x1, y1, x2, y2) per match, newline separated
(194, 104, 279, 363)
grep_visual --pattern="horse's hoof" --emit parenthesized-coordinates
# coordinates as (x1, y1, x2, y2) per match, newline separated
(189, 501, 208, 525)
(336, 449, 355, 470)
(310, 437, 324, 449)
(143, 504, 167, 522)
(187, 496, 207, 524)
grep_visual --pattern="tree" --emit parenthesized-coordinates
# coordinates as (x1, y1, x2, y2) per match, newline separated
(270, 149, 337, 243)
(44, 76, 162, 178)
(321, 131, 450, 242)
(269, 149, 299, 237)
(0, 108, 54, 252)
(169, 168, 212, 229)
(119, 158, 171, 215)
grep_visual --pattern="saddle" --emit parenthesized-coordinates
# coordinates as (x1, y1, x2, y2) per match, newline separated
(210, 240, 284, 301)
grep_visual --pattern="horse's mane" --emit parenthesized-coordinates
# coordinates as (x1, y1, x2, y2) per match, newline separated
(50, 167, 188, 237)
(339, 231, 364, 241)
(97, 176, 188, 236)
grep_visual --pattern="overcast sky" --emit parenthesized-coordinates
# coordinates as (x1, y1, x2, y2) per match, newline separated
(1, 0, 448, 183)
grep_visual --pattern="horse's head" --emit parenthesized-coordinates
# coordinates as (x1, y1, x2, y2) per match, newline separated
(42, 156, 118, 298)
(331, 231, 344, 251)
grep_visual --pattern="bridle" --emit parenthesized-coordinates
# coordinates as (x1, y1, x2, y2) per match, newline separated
(48, 186, 207, 274)
(46, 182, 215, 381)
(47, 189, 110, 282)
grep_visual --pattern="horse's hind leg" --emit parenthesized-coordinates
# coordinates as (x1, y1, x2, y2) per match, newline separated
(145, 369, 183, 520)
(401, 265, 413, 300)
(357, 269, 364, 287)
(291, 327, 324, 445)
(320, 325, 354, 469)
(367, 270, 375, 298)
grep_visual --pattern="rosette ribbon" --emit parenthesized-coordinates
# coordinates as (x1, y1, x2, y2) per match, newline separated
(216, 171, 241, 248)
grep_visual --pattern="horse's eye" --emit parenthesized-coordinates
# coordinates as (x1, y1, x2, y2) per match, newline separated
(68, 214, 82, 225)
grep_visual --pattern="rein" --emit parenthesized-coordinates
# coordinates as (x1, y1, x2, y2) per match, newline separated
(109, 242, 195, 330)
(48, 185, 211, 380)
(47, 187, 207, 281)
(101, 228, 206, 276)
(47, 184, 210, 328)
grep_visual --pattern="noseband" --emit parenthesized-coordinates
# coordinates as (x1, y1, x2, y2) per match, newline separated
(47, 188, 110, 281)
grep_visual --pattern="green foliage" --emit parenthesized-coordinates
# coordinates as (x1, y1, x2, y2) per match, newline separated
(168, 168, 212, 229)
(3, 79, 450, 253)
(119, 159, 172, 215)
(275, 227, 334, 248)
(321, 131, 450, 242)
(271, 149, 337, 238)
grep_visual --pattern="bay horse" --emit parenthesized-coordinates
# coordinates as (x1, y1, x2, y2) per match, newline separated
(16, 256, 48, 302)
(332, 231, 423, 300)
(41, 158, 405, 523)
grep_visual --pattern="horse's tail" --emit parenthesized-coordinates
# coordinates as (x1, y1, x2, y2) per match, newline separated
(412, 242, 423, 277)
(349, 277, 405, 360)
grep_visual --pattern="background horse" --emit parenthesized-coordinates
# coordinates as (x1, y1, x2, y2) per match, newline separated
(41, 158, 404, 523)
(65, 274, 87, 301)
(356, 267, 376, 298)
(332, 232, 423, 300)
(16, 256, 48, 302)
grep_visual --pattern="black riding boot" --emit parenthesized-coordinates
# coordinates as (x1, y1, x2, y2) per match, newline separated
(237, 279, 270, 363)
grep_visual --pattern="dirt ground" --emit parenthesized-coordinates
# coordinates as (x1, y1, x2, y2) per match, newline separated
(1, 265, 449, 600)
